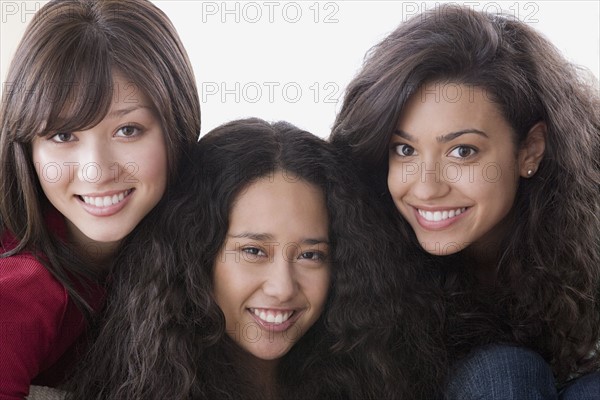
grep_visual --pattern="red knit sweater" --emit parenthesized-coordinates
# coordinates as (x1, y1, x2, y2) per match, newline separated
(0, 210, 105, 400)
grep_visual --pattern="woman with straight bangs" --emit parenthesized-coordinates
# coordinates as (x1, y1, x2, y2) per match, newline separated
(0, 0, 200, 398)
(68, 118, 446, 400)
(331, 4, 599, 399)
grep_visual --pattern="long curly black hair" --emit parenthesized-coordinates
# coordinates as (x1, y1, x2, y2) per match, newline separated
(330, 4, 600, 383)
(68, 118, 446, 399)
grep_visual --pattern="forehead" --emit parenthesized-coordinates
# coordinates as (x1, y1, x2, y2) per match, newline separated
(397, 82, 511, 136)
(41, 71, 153, 135)
(109, 72, 151, 107)
(229, 173, 328, 238)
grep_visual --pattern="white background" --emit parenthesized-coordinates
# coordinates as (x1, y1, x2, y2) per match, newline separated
(1, 1, 599, 137)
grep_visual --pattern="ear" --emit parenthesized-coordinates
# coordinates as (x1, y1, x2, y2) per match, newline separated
(518, 121, 546, 178)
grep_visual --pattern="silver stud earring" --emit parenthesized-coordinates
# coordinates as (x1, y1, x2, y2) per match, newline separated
(527, 169, 534, 176)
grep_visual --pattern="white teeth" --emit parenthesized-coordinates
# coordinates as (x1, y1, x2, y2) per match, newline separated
(81, 190, 130, 207)
(418, 207, 466, 222)
(252, 308, 293, 325)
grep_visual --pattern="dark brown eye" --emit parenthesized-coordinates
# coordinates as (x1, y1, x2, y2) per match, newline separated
(450, 146, 476, 158)
(395, 144, 415, 156)
(116, 125, 141, 137)
(300, 251, 319, 260)
(50, 132, 74, 142)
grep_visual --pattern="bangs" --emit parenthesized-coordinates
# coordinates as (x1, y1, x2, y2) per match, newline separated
(6, 6, 114, 142)
(37, 71, 115, 139)
(34, 40, 114, 139)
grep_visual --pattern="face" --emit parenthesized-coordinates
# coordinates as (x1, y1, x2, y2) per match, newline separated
(32, 72, 168, 253)
(213, 171, 330, 363)
(388, 82, 523, 256)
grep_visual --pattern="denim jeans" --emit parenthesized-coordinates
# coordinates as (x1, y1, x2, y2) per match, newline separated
(445, 344, 599, 400)
(559, 371, 600, 400)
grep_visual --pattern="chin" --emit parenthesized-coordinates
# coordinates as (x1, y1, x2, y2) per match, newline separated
(83, 229, 129, 244)
(418, 239, 465, 256)
(250, 346, 292, 361)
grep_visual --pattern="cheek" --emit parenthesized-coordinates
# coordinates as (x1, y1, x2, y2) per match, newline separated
(212, 263, 236, 311)
(31, 143, 49, 181)
(387, 166, 413, 218)
(213, 261, 259, 317)
(128, 140, 168, 182)
(387, 163, 406, 198)
(306, 270, 331, 311)
(31, 148, 70, 193)
(469, 163, 519, 207)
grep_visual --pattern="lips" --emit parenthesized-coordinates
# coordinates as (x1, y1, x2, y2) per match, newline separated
(79, 189, 133, 207)
(247, 307, 303, 333)
(412, 205, 470, 230)
(250, 308, 294, 324)
(417, 207, 467, 222)
(76, 189, 134, 217)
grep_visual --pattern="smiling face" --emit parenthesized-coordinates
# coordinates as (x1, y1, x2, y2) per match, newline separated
(388, 82, 525, 257)
(213, 171, 330, 363)
(32, 72, 168, 256)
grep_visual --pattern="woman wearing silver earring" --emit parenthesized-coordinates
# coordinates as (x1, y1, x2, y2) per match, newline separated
(331, 4, 599, 399)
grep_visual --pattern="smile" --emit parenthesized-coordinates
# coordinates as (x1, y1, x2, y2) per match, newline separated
(79, 189, 133, 207)
(249, 308, 295, 325)
(417, 207, 467, 222)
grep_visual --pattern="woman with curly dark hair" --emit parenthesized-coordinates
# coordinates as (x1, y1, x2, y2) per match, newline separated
(67, 118, 446, 399)
(330, 4, 600, 399)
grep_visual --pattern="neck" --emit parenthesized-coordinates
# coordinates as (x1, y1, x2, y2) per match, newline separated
(464, 217, 513, 285)
(66, 222, 119, 270)
(236, 350, 279, 399)
(464, 246, 499, 285)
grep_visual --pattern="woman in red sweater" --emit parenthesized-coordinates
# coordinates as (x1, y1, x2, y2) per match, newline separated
(0, 1, 200, 398)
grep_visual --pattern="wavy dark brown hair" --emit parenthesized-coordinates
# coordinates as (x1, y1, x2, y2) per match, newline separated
(68, 118, 446, 399)
(0, 0, 200, 314)
(330, 5, 600, 383)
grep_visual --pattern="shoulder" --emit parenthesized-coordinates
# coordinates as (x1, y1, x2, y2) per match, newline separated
(0, 252, 67, 306)
(0, 254, 70, 398)
(0, 207, 74, 309)
(0, 251, 70, 343)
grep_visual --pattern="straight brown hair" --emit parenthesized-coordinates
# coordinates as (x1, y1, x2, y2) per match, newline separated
(0, 0, 201, 315)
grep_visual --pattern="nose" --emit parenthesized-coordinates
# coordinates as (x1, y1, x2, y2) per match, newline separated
(75, 135, 117, 185)
(262, 258, 298, 303)
(410, 160, 451, 201)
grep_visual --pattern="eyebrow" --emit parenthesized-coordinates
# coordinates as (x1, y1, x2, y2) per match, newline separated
(394, 129, 489, 143)
(229, 232, 329, 245)
(107, 105, 152, 119)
